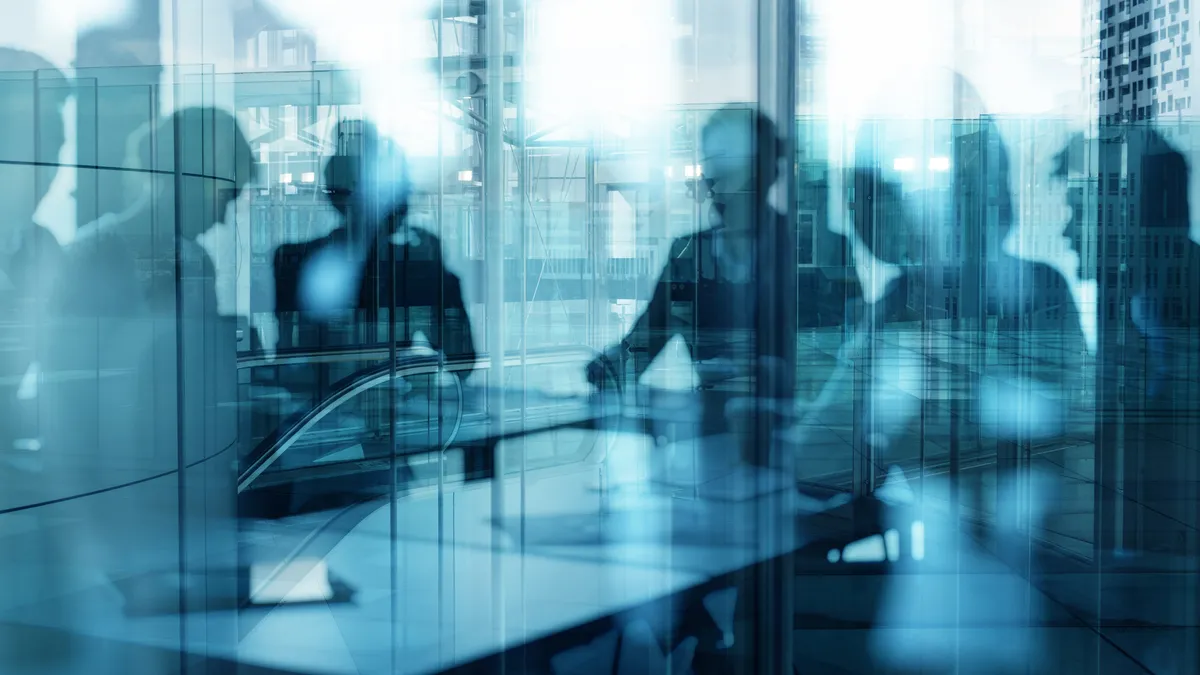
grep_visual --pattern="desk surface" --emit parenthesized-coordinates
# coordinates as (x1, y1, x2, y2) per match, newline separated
(239, 434, 807, 675)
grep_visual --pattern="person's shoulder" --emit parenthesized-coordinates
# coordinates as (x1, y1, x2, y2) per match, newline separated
(669, 232, 700, 255)
(23, 225, 62, 257)
(1013, 258, 1072, 292)
(400, 227, 444, 258)
(274, 235, 332, 265)
(62, 226, 126, 263)
(992, 256, 1079, 311)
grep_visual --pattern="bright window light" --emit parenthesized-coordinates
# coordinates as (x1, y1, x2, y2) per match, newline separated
(279, 173, 293, 184)
(683, 164, 701, 178)
(301, 172, 316, 183)
(664, 166, 674, 178)
(928, 156, 951, 172)
(527, 0, 671, 131)
(893, 157, 916, 172)
(457, 169, 474, 182)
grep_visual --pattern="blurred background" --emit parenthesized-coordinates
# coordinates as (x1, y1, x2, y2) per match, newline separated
(0, 0, 1196, 673)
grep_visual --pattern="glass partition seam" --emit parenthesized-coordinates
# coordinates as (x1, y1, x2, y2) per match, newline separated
(436, 2, 447, 670)
(388, 123, 400, 675)
(170, 57, 189, 674)
(485, 0, 508, 653)
(753, 0, 798, 670)
(516, 0, 530, 650)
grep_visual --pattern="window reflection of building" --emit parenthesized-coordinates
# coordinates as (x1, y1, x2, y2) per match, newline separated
(1097, 0, 1192, 124)
(244, 28, 319, 71)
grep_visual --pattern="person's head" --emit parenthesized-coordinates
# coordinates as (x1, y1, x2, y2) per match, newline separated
(851, 68, 1007, 266)
(128, 106, 256, 240)
(1053, 126, 1190, 281)
(323, 118, 410, 234)
(1051, 131, 1089, 265)
(1134, 126, 1190, 233)
(698, 105, 783, 206)
(0, 48, 69, 228)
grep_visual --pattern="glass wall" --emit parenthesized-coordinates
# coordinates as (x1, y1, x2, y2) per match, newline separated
(0, 0, 1197, 673)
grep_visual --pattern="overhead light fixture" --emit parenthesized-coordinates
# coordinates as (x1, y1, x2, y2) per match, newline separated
(892, 157, 915, 172)
(279, 173, 293, 184)
(928, 156, 951, 172)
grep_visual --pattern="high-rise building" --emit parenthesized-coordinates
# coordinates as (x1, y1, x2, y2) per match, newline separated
(1098, 0, 1193, 125)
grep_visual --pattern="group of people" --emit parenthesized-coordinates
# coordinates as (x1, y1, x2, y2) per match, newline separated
(0, 50, 1195, 538)
(0, 45, 1197, 674)
(592, 71, 1092, 466)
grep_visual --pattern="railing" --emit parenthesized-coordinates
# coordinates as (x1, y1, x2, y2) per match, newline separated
(237, 345, 621, 494)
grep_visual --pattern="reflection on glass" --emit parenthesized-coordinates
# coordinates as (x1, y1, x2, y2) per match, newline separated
(0, 1, 1198, 674)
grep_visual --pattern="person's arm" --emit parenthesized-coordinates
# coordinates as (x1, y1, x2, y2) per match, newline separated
(272, 246, 295, 350)
(436, 269, 478, 377)
(620, 272, 674, 377)
(616, 237, 695, 377)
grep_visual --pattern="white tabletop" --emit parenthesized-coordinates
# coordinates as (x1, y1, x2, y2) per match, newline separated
(239, 429, 806, 674)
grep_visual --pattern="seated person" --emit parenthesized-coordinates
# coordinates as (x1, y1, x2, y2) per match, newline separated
(588, 106, 797, 445)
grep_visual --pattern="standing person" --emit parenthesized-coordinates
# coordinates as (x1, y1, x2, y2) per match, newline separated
(0, 48, 72, 674)
(1050, 121, 1200, 675)
(850, 69, 1085, 675)
(845, 68, 1084, 475)
(34, 107, 255, 672)
(274, 118, 477, 373)
(1057, 125, 1198, 559)
(272, 119, 478, 486)
(0, 49, 68, 478)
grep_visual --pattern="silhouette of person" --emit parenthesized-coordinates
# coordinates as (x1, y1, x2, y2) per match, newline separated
(847, 70, 1083, 462)
(0, 49, 69, 475)
(1056, 125, 1199, 558)
(854, 72, 1084, 675)
(587, 106, 796, 448)
(270, 120, 479, 487)
(59, 107, 253, 316)
(0, 48, 72, 673)
(273, 119, 477, 376)
(960, 118, 1087, 457)
(845, 74, 946, 460)
(35, 106, 254, 641)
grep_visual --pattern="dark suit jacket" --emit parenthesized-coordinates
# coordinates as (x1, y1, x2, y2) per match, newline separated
(273, 227, 476, 373)
(622, 210, 797, 398)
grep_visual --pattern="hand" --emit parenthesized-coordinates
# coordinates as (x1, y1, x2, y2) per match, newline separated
(586, 344, 628, 390)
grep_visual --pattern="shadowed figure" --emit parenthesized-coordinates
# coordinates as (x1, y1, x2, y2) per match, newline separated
(1056, 125, 1200, 561)
(0, 49, 68, 475)
(268, 119, 480, 493)
(588, 106, 796, 452)
(273, 119, 476, 374)
(849, 68, 1089, 675)
(960, 118, 1087, 448)
(847, 70, 1086, 462)
(26, 106, 254, 673)
(0, 47, 71, 674)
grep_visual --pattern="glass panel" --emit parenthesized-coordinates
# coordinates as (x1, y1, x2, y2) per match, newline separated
(4, 0, 1200, 673)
